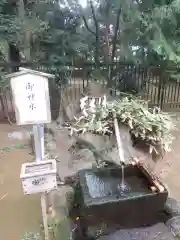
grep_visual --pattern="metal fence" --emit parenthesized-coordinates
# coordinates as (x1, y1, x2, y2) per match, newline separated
(1, 62, 180, 123)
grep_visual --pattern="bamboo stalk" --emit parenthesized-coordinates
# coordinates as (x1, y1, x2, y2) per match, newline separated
(131, 158, 165, 193)
(113, 116, 125, 164)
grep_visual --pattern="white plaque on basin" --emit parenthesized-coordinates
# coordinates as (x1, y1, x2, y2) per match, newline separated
(20, 160, 57, 195)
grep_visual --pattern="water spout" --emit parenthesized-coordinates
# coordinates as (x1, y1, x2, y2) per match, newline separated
(113, 116, 125, 164)
(113, 115, 128, 191)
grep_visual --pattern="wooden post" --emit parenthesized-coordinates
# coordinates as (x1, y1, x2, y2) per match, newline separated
(33, 125, 41, 163)
(41, 194, 48, 240)
(39, 124, 45, 159)
(6, 68, 55, 240)
(34, 124, 49, 240)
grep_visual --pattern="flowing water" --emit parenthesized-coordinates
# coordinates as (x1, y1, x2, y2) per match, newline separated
(116, 132, 128, 192)
(119, 165, 126, 191)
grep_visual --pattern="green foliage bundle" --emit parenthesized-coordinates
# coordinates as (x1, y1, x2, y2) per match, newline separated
(69, 95, 175, 155)
(20, 232, 42, 240)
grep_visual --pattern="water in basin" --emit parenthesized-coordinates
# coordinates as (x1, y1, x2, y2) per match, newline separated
(85, 171, 151, 199)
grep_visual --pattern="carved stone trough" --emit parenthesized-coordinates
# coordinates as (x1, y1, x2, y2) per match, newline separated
(75, 158, 168, 229)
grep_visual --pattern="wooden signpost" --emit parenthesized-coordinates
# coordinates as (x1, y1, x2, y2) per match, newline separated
(9, 68, 52, 125)
(5, 68, 56, 240)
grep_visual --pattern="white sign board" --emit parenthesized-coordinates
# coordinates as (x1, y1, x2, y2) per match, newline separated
(10, 72, 51, 125)
(20, 160, 57, 195)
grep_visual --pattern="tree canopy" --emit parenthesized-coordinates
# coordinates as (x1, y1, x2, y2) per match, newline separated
(0, 0, 179, 77)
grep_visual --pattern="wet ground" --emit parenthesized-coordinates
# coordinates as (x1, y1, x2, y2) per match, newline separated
(0, 124, 41, 239)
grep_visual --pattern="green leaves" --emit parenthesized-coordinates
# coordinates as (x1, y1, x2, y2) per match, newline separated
(1, 144, 26, 152)
(20, 232, 42, 240)
(69, 95, 175, 155)
(138, 0, 180, 65)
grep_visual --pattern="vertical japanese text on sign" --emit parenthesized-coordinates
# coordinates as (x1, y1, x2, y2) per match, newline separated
(25, 82, 36, 111)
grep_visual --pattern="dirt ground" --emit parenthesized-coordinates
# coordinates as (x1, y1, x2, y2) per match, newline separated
(0, 124, 41, 240)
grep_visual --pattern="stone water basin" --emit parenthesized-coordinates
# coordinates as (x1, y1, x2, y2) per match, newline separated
(76, 164, 168, 227)
(97, 223, 175, 240)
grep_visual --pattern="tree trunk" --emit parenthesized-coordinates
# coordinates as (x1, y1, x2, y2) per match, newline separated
(0, 93, 5, 119)
(104, 23, 110, 63)
(0, 91, 13, 124)
(17, 0, 31, 61)
(90, 0, 100, 68)
(108, 7, 121, 89)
